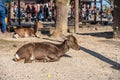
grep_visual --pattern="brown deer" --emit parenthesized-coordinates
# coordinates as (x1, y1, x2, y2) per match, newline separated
(13, 35, 80, 63)
(13, 21, 43, 38)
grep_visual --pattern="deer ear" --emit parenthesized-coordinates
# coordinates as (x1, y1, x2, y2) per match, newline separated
(69, 33, 73, 37)
(66, 34, 72, 38)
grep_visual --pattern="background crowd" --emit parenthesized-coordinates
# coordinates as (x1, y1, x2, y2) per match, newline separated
(10, 1, 113, 23)
(70, 1, 113, 22)
(0, 1, 113, 34)
(11, 1, 56, 22)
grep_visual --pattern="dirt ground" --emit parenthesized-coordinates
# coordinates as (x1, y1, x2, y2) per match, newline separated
(0, 26, 120, 80)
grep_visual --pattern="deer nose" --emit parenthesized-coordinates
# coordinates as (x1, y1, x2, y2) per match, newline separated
(79, 46, 81, 50)
(77, 46, 80, 50)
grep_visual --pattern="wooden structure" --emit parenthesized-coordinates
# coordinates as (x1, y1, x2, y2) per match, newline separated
(9, 0, 105, 33)
(10, 0, 36, 26)
(12, 0, 36, 4)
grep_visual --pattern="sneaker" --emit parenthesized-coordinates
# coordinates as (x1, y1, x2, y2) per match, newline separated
(3, 31, 8, 34)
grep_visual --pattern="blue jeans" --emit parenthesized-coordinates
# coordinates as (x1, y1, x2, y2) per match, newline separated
(0, 6, 7, 32)
(38, 13, 44, 21)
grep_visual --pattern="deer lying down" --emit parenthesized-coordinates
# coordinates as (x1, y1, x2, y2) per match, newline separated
(13, 21, 43, 38)
(13, 35, 80, 63)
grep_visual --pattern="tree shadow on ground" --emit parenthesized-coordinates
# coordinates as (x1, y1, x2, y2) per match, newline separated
(78, 31, 113, 39)
(80, 46, 120, 70)
(61, 54, 72, 58)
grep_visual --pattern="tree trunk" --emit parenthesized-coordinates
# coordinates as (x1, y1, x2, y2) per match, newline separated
(113, 0, 120, 38)
(52, 0, 70, 37)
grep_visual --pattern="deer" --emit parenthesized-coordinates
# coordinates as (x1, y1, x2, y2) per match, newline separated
(13, 21, 43, 38)
(13, 35, 80, 63)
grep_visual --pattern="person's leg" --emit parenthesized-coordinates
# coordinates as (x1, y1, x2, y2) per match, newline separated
(39, 13, 43, 21)
(1, 17, 7, 33)
(0, 7, 7, 33)
(0, 20, 2, 32)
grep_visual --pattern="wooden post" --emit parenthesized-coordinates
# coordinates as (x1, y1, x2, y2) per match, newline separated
(18, 0, 21, 25)
(50, 0, 53, 21)
(100, 0, 103, 22)
(94, 0, 96, 23)
(75, 0, 79, 33)
(79, 0, 82, 22)
(7, 2, 11, 26)
(50, 0, 53, 9)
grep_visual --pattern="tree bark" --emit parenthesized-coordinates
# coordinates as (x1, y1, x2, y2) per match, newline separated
(52, 0, 70, 37)
(113, 0, 120, 38)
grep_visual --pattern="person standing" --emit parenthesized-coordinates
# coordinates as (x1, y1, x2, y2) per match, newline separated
(107, 7, 112, 21)
(26, 4, 32, 22)
(0, 0, 11, 33)
(43, 5, 49, 21)
(38, 5, 44, 21)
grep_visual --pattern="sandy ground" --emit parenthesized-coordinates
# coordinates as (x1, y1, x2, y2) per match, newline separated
(0, 26, 120, 80)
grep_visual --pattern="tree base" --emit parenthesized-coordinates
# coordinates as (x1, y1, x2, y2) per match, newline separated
(51, 30, 62, 38)
(113, 31, 120, 39)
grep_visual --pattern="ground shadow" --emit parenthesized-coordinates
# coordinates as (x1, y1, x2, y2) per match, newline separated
(99, 40, 120, 47)
(78, 31, 113, 39)
(61, 54, 72, 58)
(80, 46, 120, 70)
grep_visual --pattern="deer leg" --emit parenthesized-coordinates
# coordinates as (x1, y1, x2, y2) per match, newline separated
(35, 57, 48, 62)
(24, 58, 32, 63)
(34, 33, 40, 38)
(47, 57, 60, 62)
(24, 54, 32, 63)
(47, 55, 60, 62)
